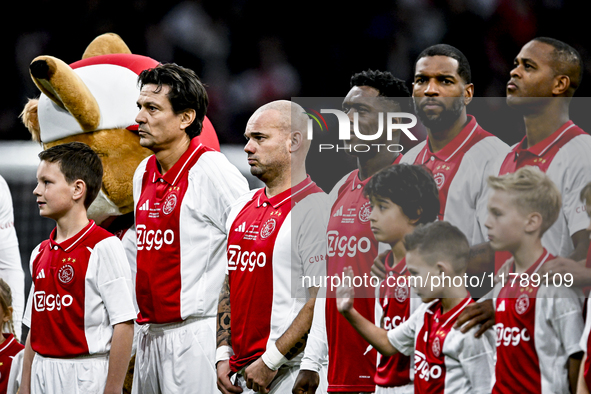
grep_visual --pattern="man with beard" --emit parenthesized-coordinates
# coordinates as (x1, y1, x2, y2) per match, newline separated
(399, 44, 509, 246)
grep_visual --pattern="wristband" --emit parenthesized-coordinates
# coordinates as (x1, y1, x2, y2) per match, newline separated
(215, 345, 234, 365)
(261, 343, 288, 371)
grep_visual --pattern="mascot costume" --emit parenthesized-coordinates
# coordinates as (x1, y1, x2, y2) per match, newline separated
(20, 33, 220, 393)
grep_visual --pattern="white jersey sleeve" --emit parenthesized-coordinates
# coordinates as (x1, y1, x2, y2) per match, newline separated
(293, 192, 329, 283)
(93, 237, 137, 325)
(387, 302, 429, 356)
(457, 326, 496, 394)
(549, 135, 591, 237)
(193, 151, 250, 234)
(6, 348, 24, 394)
(0, 175, 25, 339)
(538, 285, 584, 358)
(22, 243, 42, 328)
(299, 292, 328, 372)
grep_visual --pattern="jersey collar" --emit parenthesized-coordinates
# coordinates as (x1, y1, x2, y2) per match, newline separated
(385, 253, 407, 276)
(431, 295, 472, 328)
(509, 248, 552, 276)
(48, 220, 96, 253)
(0, 333, 15, 353)
(256, 175, 315, 209)
(151, 138, 204, 186)
(512, 120, 575, 158)
(420, 115, 479, 164)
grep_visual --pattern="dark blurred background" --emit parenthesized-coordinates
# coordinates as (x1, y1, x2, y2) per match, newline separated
(3, 0, 591, 145)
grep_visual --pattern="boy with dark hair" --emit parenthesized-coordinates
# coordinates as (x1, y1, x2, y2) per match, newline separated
(337, 221, 496, 393)
(20, 142, 136, 394)
(363, 164, 440, 393)
(486, 166, 584, 394)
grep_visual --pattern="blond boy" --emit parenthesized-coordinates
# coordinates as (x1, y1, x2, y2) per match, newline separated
(485, 166, 584, 394)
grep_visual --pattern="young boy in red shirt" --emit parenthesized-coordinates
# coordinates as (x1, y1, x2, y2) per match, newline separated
(20, 142, 136, 394)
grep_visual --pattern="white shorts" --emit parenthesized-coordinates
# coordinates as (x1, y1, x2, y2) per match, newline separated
(375, 383, 414, 394)
(232, 364, 300, 394)
(132, 316, 218, 394)
(30, 353, 108, 394)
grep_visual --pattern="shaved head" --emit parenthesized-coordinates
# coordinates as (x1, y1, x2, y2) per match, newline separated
(252, 100, 309, 135)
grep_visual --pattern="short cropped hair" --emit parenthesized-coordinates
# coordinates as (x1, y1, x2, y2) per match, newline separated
(138, 63, 209, 139)
(363, 164, 440, 225)
(404, 221, 470, 273)
(350, 69, 412, 112)
(415, 44, 472, 84)
(532, 37, 583, 93)
(38, 142, 103, 209)
(487, 166, 561, 235)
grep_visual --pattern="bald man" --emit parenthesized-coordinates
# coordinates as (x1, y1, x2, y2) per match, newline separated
(216, 101, 329, 394)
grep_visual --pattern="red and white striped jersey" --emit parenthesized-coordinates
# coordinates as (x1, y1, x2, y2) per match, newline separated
(325, 170, 381, 392)
(492, 249, 584, 394)
(0, 333, 24, 394)
(374, 254, 421, 388)
(491, 121, 591, 270)
(301, 162, 400, 392)
(23, 221, 136, 357)
(226, 176, 328, 372)
(387, 296, 496, 394)
(400, 115, 510, 246)
(133, 139, 249, 324)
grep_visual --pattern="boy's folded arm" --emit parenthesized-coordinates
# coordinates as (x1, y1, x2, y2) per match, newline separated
(341, 307, 399, 356)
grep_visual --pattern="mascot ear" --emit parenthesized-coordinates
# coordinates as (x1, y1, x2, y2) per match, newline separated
(20, 99, 41, 142)
(29, 56, 101, 132)
(82, 33, 132, 59)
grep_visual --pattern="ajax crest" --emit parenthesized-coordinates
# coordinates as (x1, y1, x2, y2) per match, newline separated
(394, 283, 409, 303)
(432, 336, 441, 358)
(58, 264, 75, 284)
(260, 218, 277, 239)
(515, 293, 530, 315)
(358, 201, 371, 223)
(434, 173, 445, 189)
(163, 193, 177, 215)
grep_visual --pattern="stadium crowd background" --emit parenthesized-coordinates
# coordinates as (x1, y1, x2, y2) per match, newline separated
(2, 0, 591, 312)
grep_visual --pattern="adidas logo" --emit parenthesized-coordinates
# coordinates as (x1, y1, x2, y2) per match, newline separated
(235, 222, 246, 232)
(333, 206, 343, 217)
(138, 200, 149, 211)
(36, 269, 45, 280)
(497, 300, 505, 312)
